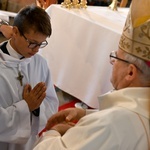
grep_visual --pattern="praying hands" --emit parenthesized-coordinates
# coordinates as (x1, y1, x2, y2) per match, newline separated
(23, 82, 47, 111)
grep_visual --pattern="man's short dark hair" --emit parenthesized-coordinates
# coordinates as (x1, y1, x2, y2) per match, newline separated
(13, 5, 52, 37)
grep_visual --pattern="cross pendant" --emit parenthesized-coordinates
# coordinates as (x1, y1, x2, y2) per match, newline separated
(17, 71, 24, 86)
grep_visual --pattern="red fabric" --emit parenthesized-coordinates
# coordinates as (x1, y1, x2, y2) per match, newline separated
(146, 61, 150, 67)
(38, 128, 47, 137)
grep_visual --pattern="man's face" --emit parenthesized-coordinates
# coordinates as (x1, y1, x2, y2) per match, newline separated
(11, 27, 47, 58)
(110, 49, 131, 90)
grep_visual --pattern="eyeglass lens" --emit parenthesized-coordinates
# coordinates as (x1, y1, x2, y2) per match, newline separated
(28, 41, 48, 49)
(22, 33, 48, 49)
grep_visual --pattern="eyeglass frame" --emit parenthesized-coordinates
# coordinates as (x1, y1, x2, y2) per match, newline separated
(109, 51, 130, 64)
(22, 33, 48, 49)
(109, 51, 143, 73)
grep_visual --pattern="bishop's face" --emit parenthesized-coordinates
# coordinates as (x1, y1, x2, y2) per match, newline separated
(110, 49, 131, 90)
(10, 27, 48, 58)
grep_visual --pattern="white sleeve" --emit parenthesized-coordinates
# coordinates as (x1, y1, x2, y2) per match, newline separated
(33, 111, 120, 150)
(0, 100, 31, 144)
(33, 130, 66, 150)
(86, 108, 99, 115)
(42, 59, 59, 116)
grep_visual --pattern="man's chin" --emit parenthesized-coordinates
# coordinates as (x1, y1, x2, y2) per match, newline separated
(110, 79, 116, 90)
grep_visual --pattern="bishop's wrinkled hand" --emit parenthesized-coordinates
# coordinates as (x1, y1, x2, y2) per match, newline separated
(46, 108, 86, 130)
(51, 122, 75, 136)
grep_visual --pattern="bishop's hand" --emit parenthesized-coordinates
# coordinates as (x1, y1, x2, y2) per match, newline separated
(23, 82, 46, 111)
(46, 108, 86, 130)
(51, 122, 75, 136)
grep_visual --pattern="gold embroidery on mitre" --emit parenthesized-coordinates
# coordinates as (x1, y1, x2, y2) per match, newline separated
(119, 10, 150, 61)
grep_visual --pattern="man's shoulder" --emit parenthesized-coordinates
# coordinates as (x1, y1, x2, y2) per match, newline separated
(30, 53, 48, 67)
(87, 107, 135, 125)
(33, 53, 46, 62)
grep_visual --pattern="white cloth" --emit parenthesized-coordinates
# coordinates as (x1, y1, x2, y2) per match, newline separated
(41, 5, 129, 108)
(0, 41, 59, 150)
(34, 87, 150, 150)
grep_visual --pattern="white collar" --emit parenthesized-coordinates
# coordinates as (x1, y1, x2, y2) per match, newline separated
(7, 39, 23, 59)
(98, 87, 150, 119)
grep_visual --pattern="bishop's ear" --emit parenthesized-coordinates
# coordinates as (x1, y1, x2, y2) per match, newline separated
(125, 64, 137, 81)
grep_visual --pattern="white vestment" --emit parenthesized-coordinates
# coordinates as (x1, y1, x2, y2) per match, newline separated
(0, 41, 59, 150)
(34, 87, 150, 150)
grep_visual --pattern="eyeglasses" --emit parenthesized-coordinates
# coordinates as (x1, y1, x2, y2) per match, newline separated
(109, 51, 130, 64)
(109, 51, 143, 73)
(22, 33, 48, 49)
